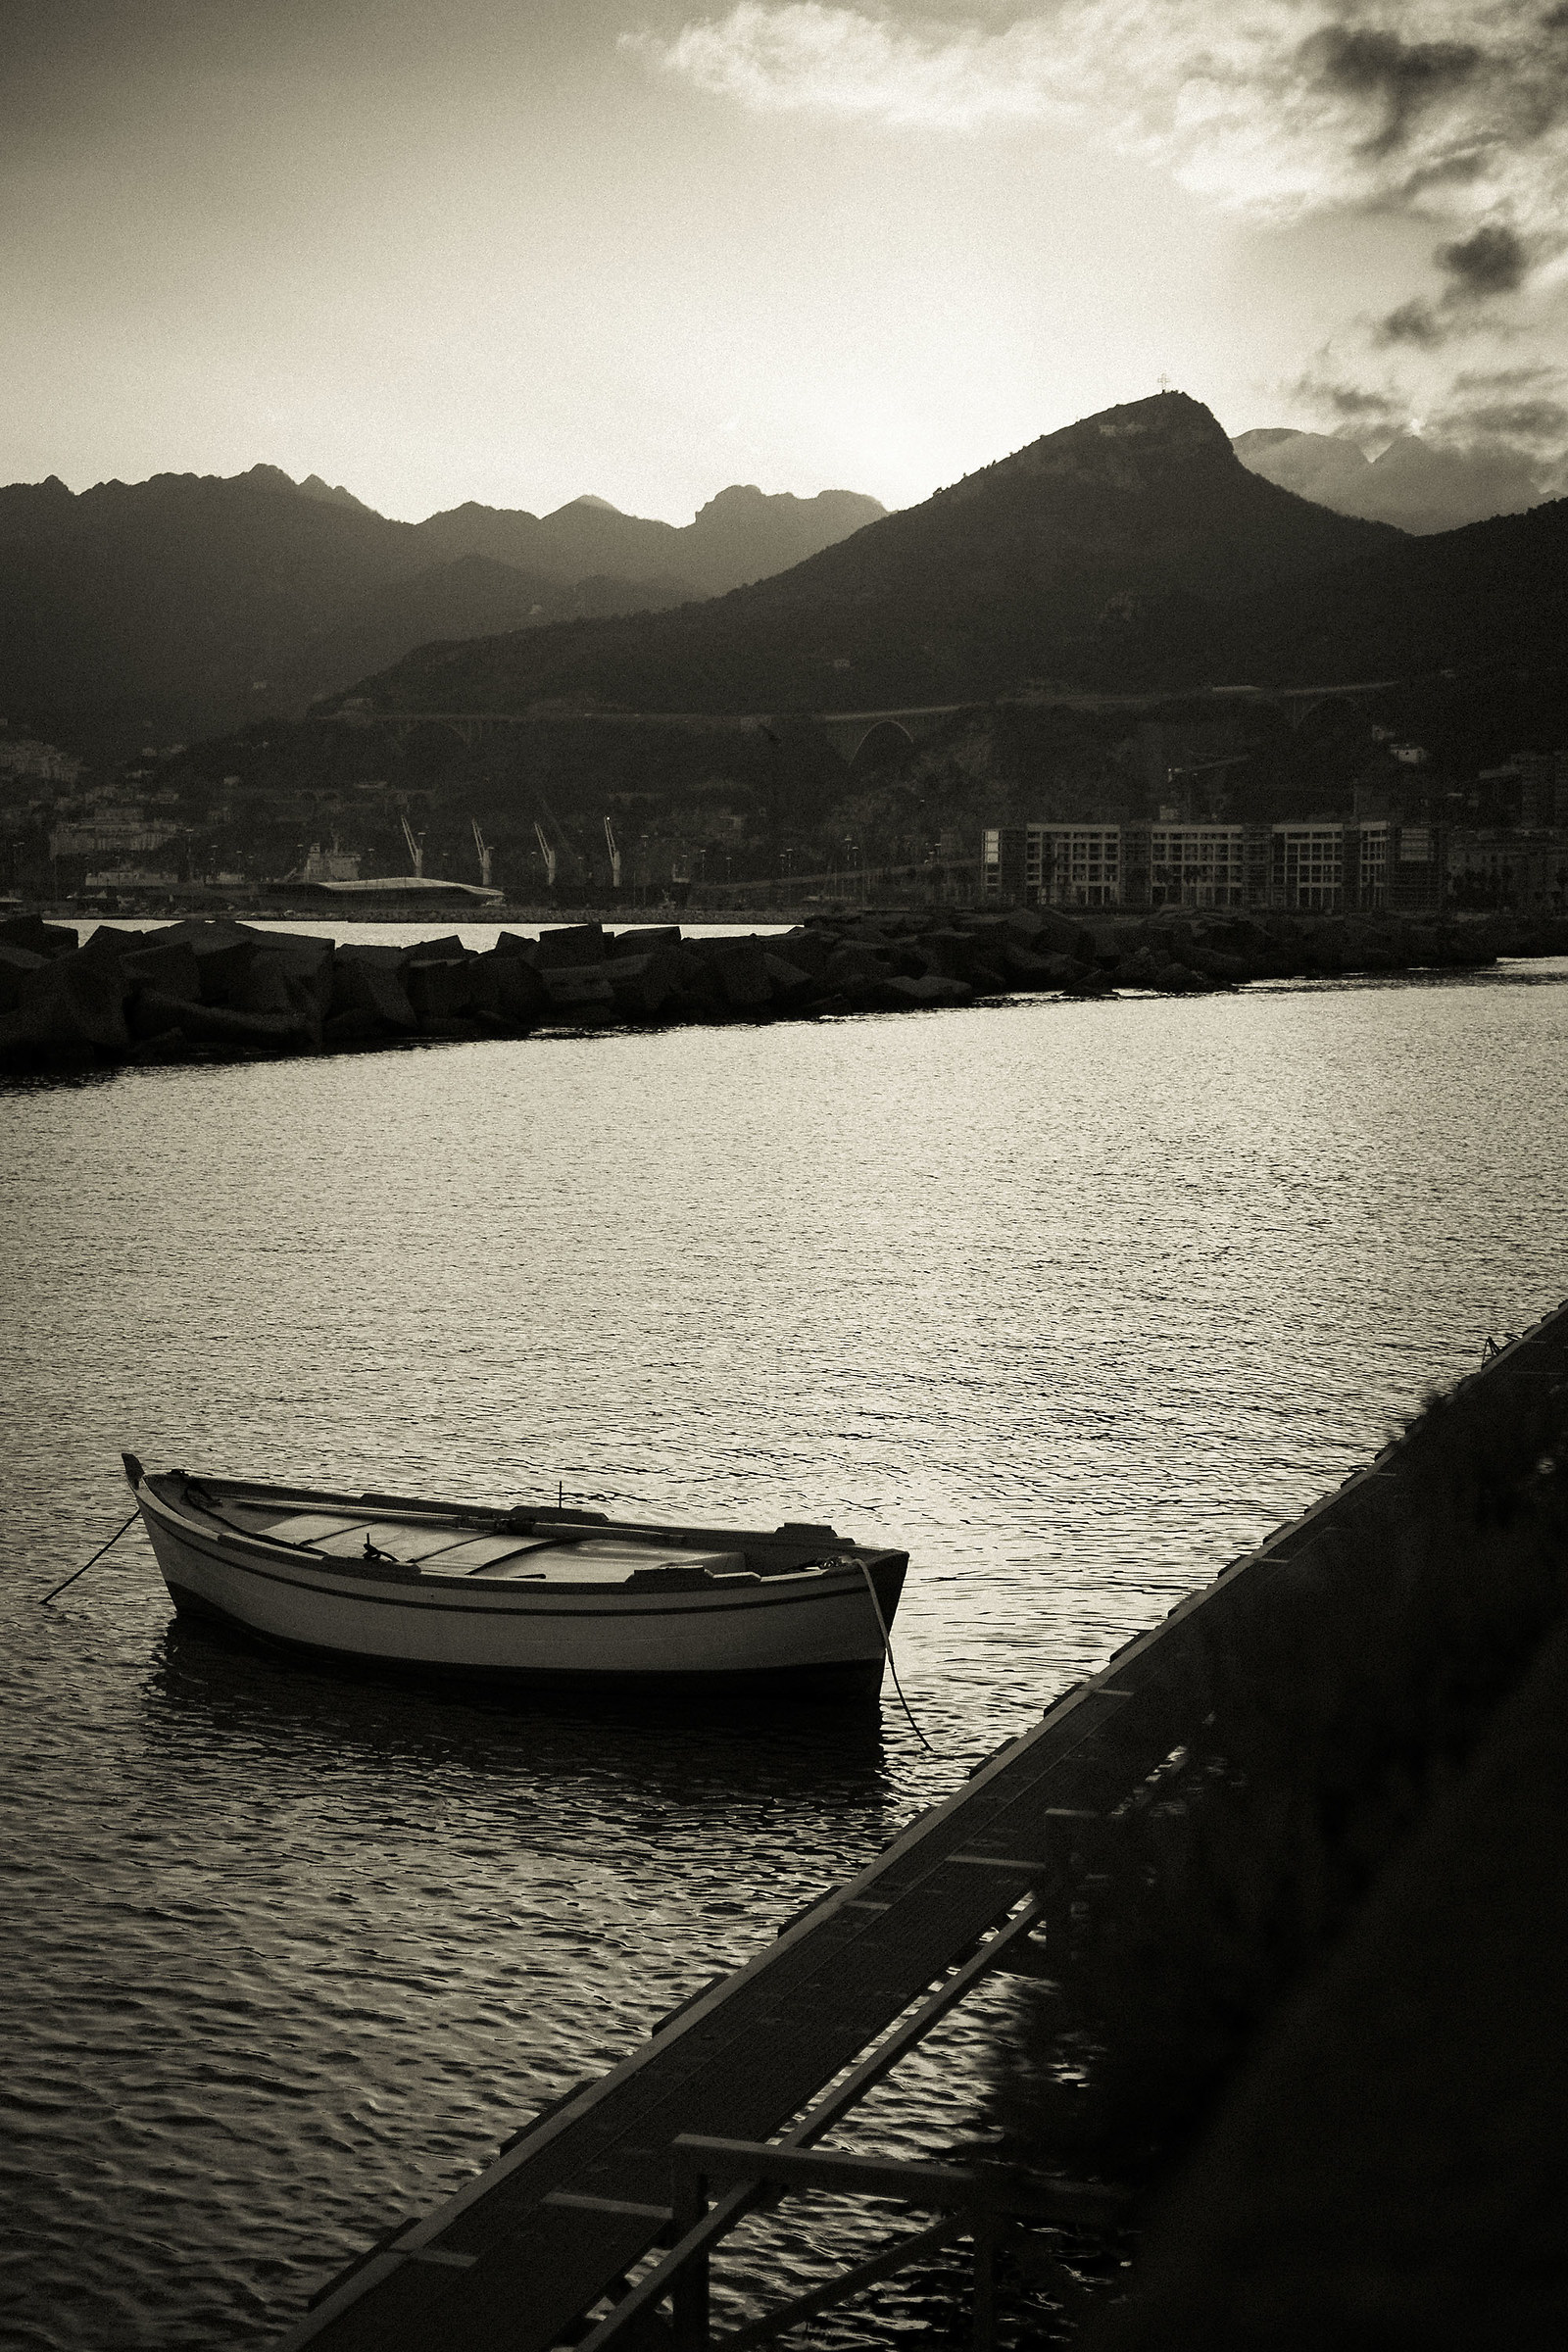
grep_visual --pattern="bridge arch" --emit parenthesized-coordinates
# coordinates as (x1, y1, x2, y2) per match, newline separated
(845, 717, 916, 772)
(1284, 692, 1371, 738)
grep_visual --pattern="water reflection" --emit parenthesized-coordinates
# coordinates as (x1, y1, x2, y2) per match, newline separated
(145, 1616, 894, 1816)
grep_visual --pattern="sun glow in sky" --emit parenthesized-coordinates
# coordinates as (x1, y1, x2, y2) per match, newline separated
(4, 0, 1565, 520)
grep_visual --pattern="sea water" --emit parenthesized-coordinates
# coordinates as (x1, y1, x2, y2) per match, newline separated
(3, 962, 1565, 2346)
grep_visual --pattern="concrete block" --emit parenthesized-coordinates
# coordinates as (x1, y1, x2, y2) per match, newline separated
(0, 915, 78, 959)
(17, 950, 131, 1050)
(822, 944, 894, 990)
(912, 928, 980, 980)
(770, 928, 835, 978)
(869, 972, 973, 1009)
(468, 950, 547, 1028)
(128, 988, 189, 1041)
(1002, 944, 1058, 987)
(197, 940, 266, 1005)
(329, 941, 408, 1017)
(1044, 952, 1095, 985)
(1027, 907, 1098, 961)
(540, 965, 617, 1018)
(403, 934, 469, 967)
(333, 941, 411, 968)
(609, 926, 682, 957)
(340, 958, 418, 1031)
(405, 959, 476, 1021)
(75, 925, 144, 964)
(532, 923, 607, 969)
(763, 954, 818, 1008)
(672, 940, 723, 1000)
(122, 941, 204, 1004)
(713, 940, 774, 1010)
(0, 943, 47, 1011)
(135, 992, 307, 1049)
(160, 917, 270, 959)
(257, 932, 336, 1014)
(233, 954, 295, 1015)
(606, 951, 680, 1019)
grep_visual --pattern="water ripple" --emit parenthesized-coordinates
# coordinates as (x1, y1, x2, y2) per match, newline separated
(2, 964, 1565, 2346)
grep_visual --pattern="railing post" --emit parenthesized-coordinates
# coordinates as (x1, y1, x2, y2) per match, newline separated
(670, 2153, 710, 2352)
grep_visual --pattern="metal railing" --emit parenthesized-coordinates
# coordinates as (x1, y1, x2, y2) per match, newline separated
(560, 1894, 1124, 2352)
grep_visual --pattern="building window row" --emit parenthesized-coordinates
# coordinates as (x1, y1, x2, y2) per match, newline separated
(982, 820, 1446, 913)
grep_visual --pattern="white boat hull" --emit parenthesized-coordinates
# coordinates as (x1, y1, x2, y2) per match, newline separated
(126, 1463, 907, 1695)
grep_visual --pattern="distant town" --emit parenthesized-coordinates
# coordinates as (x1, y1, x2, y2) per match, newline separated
(3, 705, 1563, 921)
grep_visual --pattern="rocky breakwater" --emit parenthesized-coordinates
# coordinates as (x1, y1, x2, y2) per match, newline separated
(1071, 904, 1568, 992)
(2, 903, 1562, 1075)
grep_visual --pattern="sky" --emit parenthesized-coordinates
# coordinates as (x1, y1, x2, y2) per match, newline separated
(3, 0, 1566, 522)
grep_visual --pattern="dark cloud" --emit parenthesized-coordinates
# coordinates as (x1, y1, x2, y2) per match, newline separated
(1288, 370, 1407, 427)
(1453, 365, 1560, 390)
(1375, 219, 1532, 346)
(1437, 221, 1529, 296)
(1451, 398, 1568, 438)
(1302, 24, 1483, 155)
(1377, 299, 1445, 346)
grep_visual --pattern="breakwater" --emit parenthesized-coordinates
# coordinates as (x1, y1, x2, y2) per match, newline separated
(3, 902, 1563, 1074)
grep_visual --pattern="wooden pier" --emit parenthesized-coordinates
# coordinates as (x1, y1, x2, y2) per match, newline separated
(276, 1305, 1568, 2352)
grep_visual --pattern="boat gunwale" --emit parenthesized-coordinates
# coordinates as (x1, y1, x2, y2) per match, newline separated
(169, 1469, 879, 1564)
(127, 1469, 906, 1613)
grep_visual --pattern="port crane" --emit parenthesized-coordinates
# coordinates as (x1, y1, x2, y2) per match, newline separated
(400, 813, 425, 879)
(603, 816, 621, 892)
(533, 820, 558, 889)
(471, 819, 492, 888)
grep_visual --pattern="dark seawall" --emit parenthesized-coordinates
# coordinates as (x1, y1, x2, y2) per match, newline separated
(4, 903, 1563, 1075)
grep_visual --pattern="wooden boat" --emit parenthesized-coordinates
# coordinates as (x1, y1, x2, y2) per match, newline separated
(121, 1454, 908, 1693)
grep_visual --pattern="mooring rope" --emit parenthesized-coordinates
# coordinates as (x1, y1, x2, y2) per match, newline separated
(40, 1509, 139, 1606)
(859, 1561, 937, 1753)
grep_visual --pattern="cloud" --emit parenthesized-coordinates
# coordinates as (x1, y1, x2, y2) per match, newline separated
(621, 5, 1063, 130)
(1377, 298, 1446, 345)
(1437, 220, 1528, 295)
(1374, 217, 1535, 345)
(626, 2, 1568, 239)
(1286, 367, 1410, 427)
(1301, 24, 1482, 158)
(1286, 355, 1568, 497)
(1451, 364, 1560, 389)
(1453, 396, 1568, 435)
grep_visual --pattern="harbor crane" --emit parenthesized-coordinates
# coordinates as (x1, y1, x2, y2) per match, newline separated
(533, 820, 558, 888)
(471, 819, 492, 889)
(603, 816, 621, 891)
(400, 813, 425, 879)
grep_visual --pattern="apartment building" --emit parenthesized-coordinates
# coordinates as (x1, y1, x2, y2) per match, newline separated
(981, 819, 1447, 914)
(1448, 828, 1568, 910)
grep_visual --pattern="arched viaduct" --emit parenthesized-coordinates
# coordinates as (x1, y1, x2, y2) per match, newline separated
(321, 679, 1399, 757)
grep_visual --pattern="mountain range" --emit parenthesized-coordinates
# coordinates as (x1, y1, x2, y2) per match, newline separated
(0, 466, 884, 744)
(331, 393, 1567, 721)
(1232, 428, 1545, 535)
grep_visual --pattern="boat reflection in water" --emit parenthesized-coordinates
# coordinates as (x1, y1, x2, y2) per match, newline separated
(122, 1454, 908, 1698)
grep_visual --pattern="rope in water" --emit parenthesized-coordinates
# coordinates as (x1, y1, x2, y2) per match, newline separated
(858, 1561, 937, 1753)
(40, 1509, 139, 1606)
